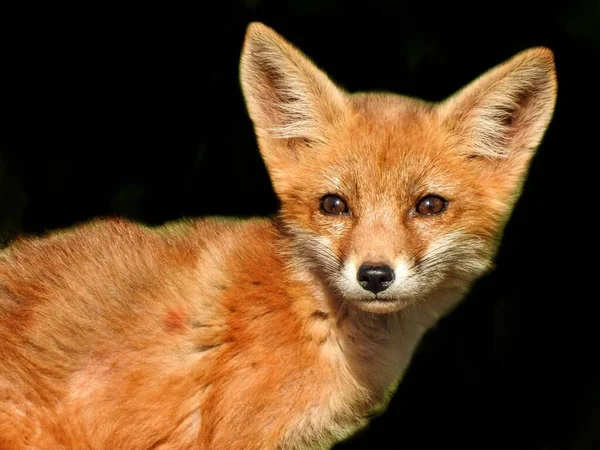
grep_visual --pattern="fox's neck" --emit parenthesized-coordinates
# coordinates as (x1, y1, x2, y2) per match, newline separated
(273, 225, 467, 404)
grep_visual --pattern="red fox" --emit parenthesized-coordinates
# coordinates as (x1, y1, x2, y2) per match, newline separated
(0, 22, 556, 449)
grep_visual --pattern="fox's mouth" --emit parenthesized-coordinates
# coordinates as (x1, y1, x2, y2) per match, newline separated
(364, 295, 396, 303)
(349, 295, 410, 314)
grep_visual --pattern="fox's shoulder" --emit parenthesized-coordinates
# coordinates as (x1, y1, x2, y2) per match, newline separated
(0, 215, 282, 347)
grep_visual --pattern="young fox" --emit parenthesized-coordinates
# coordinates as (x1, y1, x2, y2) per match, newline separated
(0, 22, 556, 449)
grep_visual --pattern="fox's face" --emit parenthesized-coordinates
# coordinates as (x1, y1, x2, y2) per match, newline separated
(240, 23, 556, 313)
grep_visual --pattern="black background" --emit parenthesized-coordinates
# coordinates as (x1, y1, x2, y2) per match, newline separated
(1, 2, 599, 449)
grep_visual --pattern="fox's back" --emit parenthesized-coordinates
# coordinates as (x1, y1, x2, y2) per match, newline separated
(0, 217, 227, 350)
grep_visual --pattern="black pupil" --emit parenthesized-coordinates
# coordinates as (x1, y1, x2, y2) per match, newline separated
(324, 196, 345, 214)
(419, 196, 443, 214)
(328, 198, 341, 211)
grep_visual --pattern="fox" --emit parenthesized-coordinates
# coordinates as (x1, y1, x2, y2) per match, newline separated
(0, 22, 557, 450)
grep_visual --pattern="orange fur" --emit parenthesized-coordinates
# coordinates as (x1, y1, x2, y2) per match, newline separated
(0, 23, 556, 449)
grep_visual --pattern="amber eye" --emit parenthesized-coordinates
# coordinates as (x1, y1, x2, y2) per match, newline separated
(320, 194, 349, 216)
(416, 195, 447, 216)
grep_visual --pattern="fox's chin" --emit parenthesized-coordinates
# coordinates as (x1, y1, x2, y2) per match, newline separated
(350, 297, 408, 314)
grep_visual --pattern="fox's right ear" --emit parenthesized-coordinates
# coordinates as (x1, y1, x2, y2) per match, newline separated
(239, 23, 348, 161)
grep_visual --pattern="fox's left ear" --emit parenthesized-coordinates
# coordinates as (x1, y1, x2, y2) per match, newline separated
(438, 47, 557, 165)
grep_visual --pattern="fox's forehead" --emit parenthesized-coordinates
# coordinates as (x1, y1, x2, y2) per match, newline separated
(312, 93, 458, 198)
(350, 92, 433, 117)
(346, 93, 441, 151)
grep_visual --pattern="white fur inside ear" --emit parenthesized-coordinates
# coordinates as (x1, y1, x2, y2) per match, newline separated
(260, 61, 322, 141)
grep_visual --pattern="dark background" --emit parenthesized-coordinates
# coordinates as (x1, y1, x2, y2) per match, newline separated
(1, 2, 599, 449)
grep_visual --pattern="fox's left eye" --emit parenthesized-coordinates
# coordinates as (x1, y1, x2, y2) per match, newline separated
(416, 195, 447, 216)
(320, 194, 349, 216)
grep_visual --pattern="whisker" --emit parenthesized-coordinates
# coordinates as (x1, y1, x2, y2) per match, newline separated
(416, 233, 487, 277)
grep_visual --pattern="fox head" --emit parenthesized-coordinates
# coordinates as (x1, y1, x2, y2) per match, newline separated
(240, 23, 557, 314)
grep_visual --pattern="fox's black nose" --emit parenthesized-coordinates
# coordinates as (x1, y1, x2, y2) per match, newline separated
(357, 264, 395, 294)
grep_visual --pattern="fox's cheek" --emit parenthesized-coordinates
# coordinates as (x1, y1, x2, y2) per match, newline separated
(317, 232, 351, 264)
(310, 212, 353, 238)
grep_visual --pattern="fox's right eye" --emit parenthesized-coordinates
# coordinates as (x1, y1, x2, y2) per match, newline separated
(320, 195, 349, 216)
